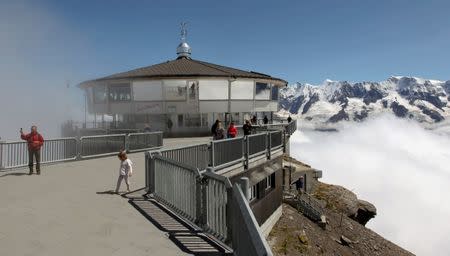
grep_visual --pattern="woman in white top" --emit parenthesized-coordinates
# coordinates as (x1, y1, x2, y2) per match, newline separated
(115, 150, 133, 194)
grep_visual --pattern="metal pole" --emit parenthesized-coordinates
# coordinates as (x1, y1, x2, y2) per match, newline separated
(0, 141, 4, 170)
(239, 177, 250, 202)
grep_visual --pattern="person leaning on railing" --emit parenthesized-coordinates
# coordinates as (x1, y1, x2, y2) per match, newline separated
(20, 125, 44, 175)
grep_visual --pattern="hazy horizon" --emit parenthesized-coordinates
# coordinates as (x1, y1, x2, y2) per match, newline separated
(290, 114, 450, 255)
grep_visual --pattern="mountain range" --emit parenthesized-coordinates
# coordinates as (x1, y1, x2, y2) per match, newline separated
(279, 76, 450, 128)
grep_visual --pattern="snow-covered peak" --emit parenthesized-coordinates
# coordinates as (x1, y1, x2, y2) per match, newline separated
(279, 76, 450, 125)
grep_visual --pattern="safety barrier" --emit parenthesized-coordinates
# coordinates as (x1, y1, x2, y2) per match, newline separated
(80, 134, 126, 158)
(0, 132, 163, 170)
(0, 138, 77, 169)
(128, 132, 163, 152)
(149, 153, 201, 223)
(231, 184, 273, 256)
(246, 133, 267, 158)
(160, 143, 209, 170)
(145, 153, 272, 254)
(210, 137, 244, 169)
(202, 170, 232, 242)
(269, 130, 283, 150)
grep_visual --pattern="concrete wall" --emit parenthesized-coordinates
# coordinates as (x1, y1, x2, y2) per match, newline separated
(229, 156, 283, 225)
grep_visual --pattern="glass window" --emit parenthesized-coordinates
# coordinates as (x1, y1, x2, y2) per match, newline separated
(271, 85, 279, 101)
(188, 81, 198, 100)
(177, 114, 184, 127)
(134, 114, 147, 123)
(231, 80, 254, 99)
(133, 80, 163, 101)
(185, 114, 201, 127)
(198, 80, 229, 100)
(231, 112, 240, 125)
(249, 185, 258, 201)
(93, 85, 107, 103)
(255, 82, 270, 100)
(201, 113, 209, 127)
(164, 80, 187, 101)
(109, 84, 131, 101)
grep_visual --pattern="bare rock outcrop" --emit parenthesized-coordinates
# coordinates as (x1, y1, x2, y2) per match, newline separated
(312, 182, 377, 225)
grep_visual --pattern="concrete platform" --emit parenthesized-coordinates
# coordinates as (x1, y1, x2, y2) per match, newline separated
(0, 137, 212, 256)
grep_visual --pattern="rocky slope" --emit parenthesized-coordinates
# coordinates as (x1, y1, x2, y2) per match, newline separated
(279, 76, 450, 126)
(268, 204, 414, 256)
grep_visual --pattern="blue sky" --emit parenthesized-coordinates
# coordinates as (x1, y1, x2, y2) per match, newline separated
(2, 0, 449, 85)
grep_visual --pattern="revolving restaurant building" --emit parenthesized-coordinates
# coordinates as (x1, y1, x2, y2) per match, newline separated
(79, 39, 287, 136)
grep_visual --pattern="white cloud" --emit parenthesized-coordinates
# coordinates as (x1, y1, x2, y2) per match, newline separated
(290, 114, 450, 255)
(0, 2, 91, 140)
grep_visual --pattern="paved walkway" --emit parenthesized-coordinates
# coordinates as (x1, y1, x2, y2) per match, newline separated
(0, 137, 212, 256)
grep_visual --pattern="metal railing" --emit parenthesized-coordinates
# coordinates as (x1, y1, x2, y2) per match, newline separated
(160, 143, 209, 170)
(1, 132, 163, 170)
(145, 154, 272, 255)
(80, 134, 127, 158)
(231, 184, 273, 256)
(203, 170, 232, 242)
(149, 153, 201, 223)
(269, 130, 283, 150)
(0, 138, 77, 169)
(210, 137, 244, 169)
(246, 133, 267, 158)
(128, 132, 163, 152)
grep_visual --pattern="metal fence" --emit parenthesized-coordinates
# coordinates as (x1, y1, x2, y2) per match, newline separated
(231, 184, 273, 256)
(210, 137, 244, 169)
(1, 132, 163, 170)
(0, 138, 77, 169)
(269, 130, 283, 150)
(160, 143, 209, 170)
(203, 171, 232, 242)
(145, 154, 272, 254)
(80, 134, 126, 158)
(246, 133, 267, 158)
(285, 120, 297, 135)
(128, 132, 163, 152)
(150, 154, 201, 223)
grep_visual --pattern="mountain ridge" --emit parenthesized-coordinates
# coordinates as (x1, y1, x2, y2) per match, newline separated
(279, 76, 450, 125)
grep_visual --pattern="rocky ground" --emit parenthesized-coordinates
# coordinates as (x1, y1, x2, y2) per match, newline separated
(268, 157, 414, 256)
(268, 204, 414, 256)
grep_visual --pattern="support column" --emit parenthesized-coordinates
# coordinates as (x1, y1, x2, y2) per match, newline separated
(239, 177, 250, 201)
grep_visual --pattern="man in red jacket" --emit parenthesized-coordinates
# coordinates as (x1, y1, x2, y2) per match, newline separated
(20, 126, 44, 175)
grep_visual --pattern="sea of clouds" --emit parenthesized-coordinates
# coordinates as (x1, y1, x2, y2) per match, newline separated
(290, 114, 450, 255)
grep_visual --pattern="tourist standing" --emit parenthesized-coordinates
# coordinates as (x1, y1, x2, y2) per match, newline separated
(211, 119, 219, 136)
(20, 125, 44, 175)
(115, 151, 133, 194)
(213, 121, 226, 140)
(263, 115, 269, 125)
(20, 126, 44, 175)
(227, 122, 238, 138)
(251, 115, 257, 125)
(243, 120, 252, 136)
(143, 124, 151, 132)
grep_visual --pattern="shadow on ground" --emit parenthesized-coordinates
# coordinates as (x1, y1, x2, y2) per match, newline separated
(127, 193, 231, 256)
(0, 172, 29, 178)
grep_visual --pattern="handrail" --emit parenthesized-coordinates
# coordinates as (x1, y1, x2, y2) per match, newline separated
(0, 132, 163, 170)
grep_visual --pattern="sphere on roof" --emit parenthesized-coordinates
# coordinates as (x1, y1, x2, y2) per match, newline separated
(177, 42, 191, 58)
